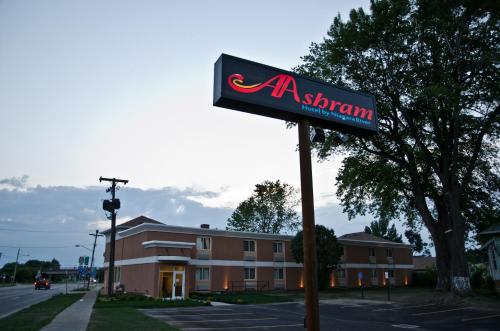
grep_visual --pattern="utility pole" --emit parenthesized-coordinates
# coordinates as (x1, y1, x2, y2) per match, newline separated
(99, 176, 128, 297)
(298, 119, 320, 331)
(12, 248, 20, 284)
(88, 230, 104, 290)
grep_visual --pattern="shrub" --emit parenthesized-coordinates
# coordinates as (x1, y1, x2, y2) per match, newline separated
(470, 266, 486, 289)
(412, 266, 437, 288)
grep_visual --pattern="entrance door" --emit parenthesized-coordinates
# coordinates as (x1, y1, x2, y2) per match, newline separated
(161, 272, 173, 298)
(159, 266, 185, 299)
(174, 272, 184, 297)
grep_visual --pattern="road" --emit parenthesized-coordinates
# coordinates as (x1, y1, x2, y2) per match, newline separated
(0, 282, 80, 319)
(143, 299, 500, 330)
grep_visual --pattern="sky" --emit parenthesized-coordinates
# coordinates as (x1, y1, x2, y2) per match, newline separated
(0, 0, 417, 269)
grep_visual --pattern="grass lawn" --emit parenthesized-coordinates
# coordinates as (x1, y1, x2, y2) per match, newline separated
(0, 293, 84, 331)
(88, 307, 179, 331)
(191, 291, 294, 304)
(88, 293, 208, 331)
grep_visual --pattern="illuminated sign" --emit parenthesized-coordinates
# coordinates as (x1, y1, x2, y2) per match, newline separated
(213, 54, 378, 136)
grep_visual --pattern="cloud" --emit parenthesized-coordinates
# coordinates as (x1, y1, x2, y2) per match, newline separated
(0, 175, 29, 189)
(0, 181, 416, 269)
(175, 205, 185, 214)
(0, 184, 232, 268)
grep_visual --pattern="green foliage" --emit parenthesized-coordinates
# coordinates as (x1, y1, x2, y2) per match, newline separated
(0, 258, 61, 283)
(364, 219, 403, 243)
(291, 225, 342, 290)
(405, 229, 430, 255)
(295, 0, 499, 290)
(470, 265, 496, 292)
(190, 292, 292, 304)
(226, 180, 300, 234)
(412, 266, 438, 288)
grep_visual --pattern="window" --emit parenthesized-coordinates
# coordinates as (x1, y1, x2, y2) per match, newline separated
(114, 267, 121, 282)
(196, 267, 210, 281)
(244, 267, 256, 280)
(197, 237, 211, 250)
(273, 268, 284, 280)
(272, 242, 283, 253)
(386, 248, 393, 257)
(338, 269, 346, 279)
(369, 247, 376, 257)
(370, 269, 377, 278)
(388, 270, 394, 278)
(243, 240, 256, 252)
(339, 246, 345, 256)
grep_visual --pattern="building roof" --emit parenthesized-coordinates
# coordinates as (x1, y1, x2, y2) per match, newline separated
(479, 223, 500, 236)
(412, 256, 436, 271)
(101, 215, 163, 234)
(110, 216, 295, 241)
(338, 232, 411, 247)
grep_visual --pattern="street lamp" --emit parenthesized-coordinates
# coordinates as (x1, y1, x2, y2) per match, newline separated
(75, 244, 92, 252)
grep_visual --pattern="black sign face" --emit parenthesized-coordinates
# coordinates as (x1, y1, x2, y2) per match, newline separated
(213, 54, 378, 136)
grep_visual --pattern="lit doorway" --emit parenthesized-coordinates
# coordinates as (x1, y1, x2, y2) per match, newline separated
(159, 265, 185, 299)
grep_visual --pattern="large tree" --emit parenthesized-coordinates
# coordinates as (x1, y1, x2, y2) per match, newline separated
(291, 225, 342, 290)
(364, 219, 403, 243)
(296, 0, 499, 293)
(226, 180, 300, 234)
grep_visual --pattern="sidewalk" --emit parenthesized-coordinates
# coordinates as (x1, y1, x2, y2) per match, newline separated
(40, 285, 101, 331)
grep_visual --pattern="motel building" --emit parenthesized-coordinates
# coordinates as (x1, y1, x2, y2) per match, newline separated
(102, 216, 413, 298)
(335, 232, 414, 287)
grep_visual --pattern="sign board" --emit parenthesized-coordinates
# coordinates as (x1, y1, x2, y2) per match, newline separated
(84, 256, 90, 266)
(79, 256, 84, 265)
(213, 54, 378, 137)
(384, 272, 389, 279)
(78, 265, 87, 276)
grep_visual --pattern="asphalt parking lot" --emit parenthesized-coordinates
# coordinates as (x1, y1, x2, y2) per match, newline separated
(142, 300, 500, 331)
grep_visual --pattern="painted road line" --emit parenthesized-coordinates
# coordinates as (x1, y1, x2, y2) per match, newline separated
(412, 307, 470, 316)
(182, 324, 304, 330)
(462, 314, 500, 322)
(168, 317, 277, 323)
(145, 308, 234, 313)
(392, 324, 420, 329)
(158, 313, 254, 316)
(374, 304, 437, 312)
(146, 312, 254, 317)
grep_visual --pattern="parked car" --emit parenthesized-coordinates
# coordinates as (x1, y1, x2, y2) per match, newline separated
(34, 279, 51, 290)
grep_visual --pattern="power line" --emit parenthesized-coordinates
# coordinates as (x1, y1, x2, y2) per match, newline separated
(0, 245, 78, 249)
(0, 227, 88, 234)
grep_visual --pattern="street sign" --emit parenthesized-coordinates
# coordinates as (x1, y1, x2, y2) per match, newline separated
(78, 265, 87, 276)
(79, 256, 84, 265)
(214, 54, 378, 137)
(84, 256, 90, 265)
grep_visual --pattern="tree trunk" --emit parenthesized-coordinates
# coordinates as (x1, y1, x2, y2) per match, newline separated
(449, 209, 471, 294)
(433, 231, 451, 291)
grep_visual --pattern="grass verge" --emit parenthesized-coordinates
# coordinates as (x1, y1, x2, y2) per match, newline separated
(0, 293, 84, 331)
(89, 294, 204, 331)
(191, 291, 294, 304)
(88, 307, 179, 331)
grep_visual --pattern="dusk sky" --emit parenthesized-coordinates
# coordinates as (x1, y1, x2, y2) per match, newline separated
(0, 0, 413, 269)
